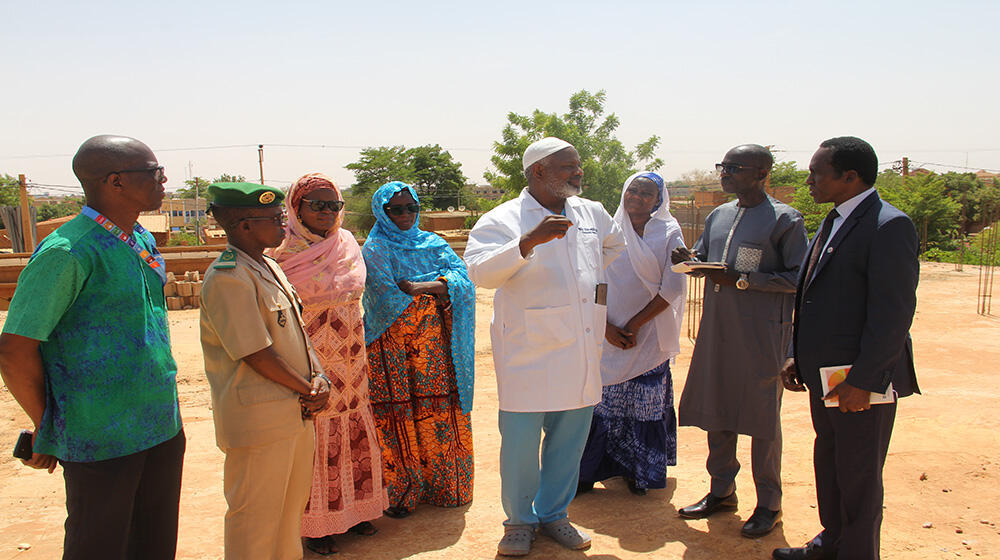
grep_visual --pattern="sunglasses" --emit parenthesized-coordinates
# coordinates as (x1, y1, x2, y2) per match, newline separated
(383, 203, 420, 216)
(107, 165, 166, 183)
(302, 199, 345, 212)
(715, 163, 759, 174)
(240, 213, 286, 226)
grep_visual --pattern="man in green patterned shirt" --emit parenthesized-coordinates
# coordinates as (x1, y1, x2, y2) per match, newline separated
(0, 135, 185, 560)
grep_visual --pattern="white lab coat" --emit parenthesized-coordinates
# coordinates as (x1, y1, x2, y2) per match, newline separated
(464, 189, 625, 412)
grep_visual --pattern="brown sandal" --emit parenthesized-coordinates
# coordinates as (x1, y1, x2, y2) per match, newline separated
(304, 535, 338, 555)
(347, 521, 378, 536)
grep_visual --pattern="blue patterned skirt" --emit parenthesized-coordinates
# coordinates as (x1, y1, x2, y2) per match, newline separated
(578, 361, 677, 489)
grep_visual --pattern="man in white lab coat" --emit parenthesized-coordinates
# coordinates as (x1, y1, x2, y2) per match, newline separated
(464, 137, 625, 556)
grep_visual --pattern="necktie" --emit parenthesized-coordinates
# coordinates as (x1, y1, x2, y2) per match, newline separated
(805, 209, 838, 285)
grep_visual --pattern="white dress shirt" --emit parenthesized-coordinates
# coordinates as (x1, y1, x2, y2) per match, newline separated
(821, 187, 877, 254)
(464, 189, 625, 412)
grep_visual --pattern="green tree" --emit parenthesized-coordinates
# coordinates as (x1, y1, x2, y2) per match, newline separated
(935, 171, 1000, 233)
(0, 174, 21, 206)
(345, 145, 468, 210)
(770, 160, 809, 188)
(407, 145, 467, 210)
(174, 177, 212, 199)
(37, 198, 84, 221)
(345, 146, 411, 197)
(774, 159, 828, 235)
(790, 184, 832, 235)
(484, 89, 663, 214)
(877, 171, 961, 250)
(214, 173, 247, 183)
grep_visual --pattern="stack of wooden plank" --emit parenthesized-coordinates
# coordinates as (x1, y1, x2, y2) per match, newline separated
(164, 271, 202, 310)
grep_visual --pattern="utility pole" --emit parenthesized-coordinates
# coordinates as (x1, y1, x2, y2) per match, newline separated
(258, 144, 265, 185)
(194, 177, 202, 246)
(902, 157, 909, 179)
(17, 174, 35, 253)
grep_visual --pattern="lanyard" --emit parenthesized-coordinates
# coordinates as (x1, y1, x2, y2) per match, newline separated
(81, 206, 168, 285)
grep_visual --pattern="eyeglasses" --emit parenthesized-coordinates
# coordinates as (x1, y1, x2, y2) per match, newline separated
(383, 203, 420, 216)
(239, 213, 286, 226)
(715, 163, 759, 174)
(107, 165, 166, 183)
(302, 199, 345, 212)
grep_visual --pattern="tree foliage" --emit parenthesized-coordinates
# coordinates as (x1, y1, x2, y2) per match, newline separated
(174, 177, 212, 199)
(790, 184, 833, 235)
(484, 89, 663, 214)
(214, 173, 247, 184)
(174, 174, 246, 199)
(877, 171, 961, 248)
(770, 160, 809, 188)
(0, 174, 21, 206)
(37, 198, 84, 221)
(345, 144, 468, 210)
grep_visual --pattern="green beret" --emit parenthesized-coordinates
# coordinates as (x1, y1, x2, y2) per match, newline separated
(207, 182, 284, 208)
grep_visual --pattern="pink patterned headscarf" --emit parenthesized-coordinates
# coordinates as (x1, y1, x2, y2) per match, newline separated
(269, 173, 366, 306)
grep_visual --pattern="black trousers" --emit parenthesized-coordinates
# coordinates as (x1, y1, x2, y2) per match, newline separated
(61, 429, 186, 560)
(809, 394, 895, 560)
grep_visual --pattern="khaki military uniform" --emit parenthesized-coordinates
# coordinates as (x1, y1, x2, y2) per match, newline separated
(200, 245, 322, 560)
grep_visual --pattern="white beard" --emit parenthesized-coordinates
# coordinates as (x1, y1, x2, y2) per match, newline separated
(548, 180, 582, 199)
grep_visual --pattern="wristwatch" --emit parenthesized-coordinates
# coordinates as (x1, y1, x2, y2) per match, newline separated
(736, 273, 750, 290)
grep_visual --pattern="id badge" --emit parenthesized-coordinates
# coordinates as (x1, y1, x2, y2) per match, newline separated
(595, 283, 608, 305)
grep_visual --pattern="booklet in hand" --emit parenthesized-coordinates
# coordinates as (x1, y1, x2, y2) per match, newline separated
(820, 364, 895, 408)
(670, 261, 726, 274)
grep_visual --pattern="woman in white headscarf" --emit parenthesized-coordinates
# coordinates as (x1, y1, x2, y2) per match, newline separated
(577, 171, 686, 495)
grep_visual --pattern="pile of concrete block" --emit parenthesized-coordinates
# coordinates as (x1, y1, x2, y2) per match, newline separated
(164, 271, 202, 310)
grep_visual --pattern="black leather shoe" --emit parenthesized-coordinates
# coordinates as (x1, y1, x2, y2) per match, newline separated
(678, 492, 738, 519)
(576, 480, 594, 495)
(772, 540, 832, 560)
(741, 506, 781, 538)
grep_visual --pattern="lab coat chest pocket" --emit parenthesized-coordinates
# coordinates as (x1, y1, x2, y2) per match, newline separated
(523, 305, 576, 349)
(579, 233, 602, 269)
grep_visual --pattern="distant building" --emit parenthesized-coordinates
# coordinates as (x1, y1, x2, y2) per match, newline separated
(976, 170, 999, 186)
(766, 184, 796, 204)
(136, 214, 170, 246)
(143, 197, 214, 229)
(470, 184, 505, 201)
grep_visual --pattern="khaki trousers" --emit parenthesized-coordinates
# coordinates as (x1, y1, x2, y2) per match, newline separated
(223, 422, 314, 560)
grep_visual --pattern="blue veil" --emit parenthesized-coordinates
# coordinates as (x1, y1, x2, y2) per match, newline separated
(361, 181, 476, 413)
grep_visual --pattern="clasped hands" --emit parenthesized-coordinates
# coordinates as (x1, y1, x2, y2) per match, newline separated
(779, 358, 872, 413)
(605, 319, 640, 350)
(300, 376, 331, 419)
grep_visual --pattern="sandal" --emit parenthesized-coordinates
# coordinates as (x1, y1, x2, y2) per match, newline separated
(383, 506, 411, 519)
(304, 535, 338, 555)
(347, 521, 378, 536)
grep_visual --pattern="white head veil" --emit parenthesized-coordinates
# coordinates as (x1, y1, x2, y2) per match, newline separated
(612, 171, 686, 355)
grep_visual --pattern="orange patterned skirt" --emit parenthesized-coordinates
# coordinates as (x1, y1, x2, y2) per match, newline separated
(366, 294, 474, 511)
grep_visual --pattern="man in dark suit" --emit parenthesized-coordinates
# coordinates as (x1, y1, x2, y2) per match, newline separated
(773, 136, 919, 560)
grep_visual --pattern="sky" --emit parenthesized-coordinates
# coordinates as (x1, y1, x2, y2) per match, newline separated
(2, 0, 998, 197)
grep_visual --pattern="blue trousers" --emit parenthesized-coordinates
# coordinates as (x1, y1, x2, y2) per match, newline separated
(499, 406, 594, 526)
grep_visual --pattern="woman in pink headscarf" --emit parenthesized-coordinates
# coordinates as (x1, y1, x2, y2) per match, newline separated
(270, 173, 388, 555)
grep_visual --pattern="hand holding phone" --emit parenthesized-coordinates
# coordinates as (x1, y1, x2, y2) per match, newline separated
(13, 430, 32, 460)
(13, 430, 58, 473)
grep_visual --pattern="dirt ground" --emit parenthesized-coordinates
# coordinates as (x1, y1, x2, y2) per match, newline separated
(1, 261, 999, 559)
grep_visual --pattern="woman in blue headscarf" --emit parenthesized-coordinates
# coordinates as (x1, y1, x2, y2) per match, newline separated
(362, 181, 475, 519)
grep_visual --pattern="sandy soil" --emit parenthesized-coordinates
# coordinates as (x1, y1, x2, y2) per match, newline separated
(1, 261, 999, 559)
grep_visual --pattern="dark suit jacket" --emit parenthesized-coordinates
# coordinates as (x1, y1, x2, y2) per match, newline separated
(793, 192, 920, 398)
